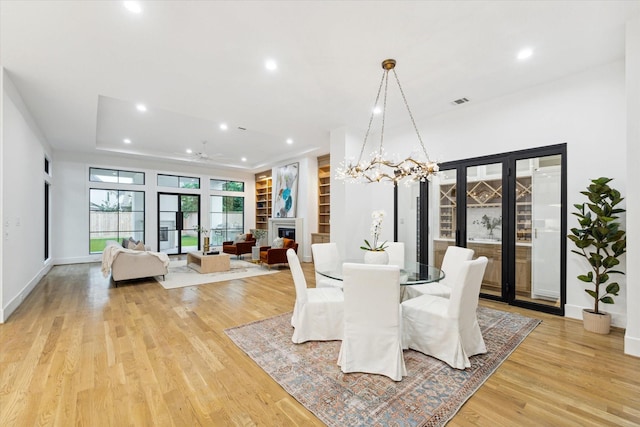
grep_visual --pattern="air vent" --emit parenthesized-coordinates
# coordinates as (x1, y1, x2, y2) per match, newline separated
(238, 126, 247, 131)
(451, 97, 470, 105)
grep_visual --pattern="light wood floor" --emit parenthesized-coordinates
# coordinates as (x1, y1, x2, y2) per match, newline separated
(1, 260, 639, 426)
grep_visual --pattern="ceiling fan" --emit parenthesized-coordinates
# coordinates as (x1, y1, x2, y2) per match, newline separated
(188, 140, 224, 162)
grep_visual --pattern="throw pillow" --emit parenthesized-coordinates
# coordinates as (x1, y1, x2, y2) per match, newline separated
(128, 241, 137, 250)
(134, 242, 146, 251)
(234, 233, 247, 244)
(283, 238, 295, 249)
(272, 237, 284, 248)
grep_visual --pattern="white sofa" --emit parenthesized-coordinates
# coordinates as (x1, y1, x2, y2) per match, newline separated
(101, 240, 170, 285)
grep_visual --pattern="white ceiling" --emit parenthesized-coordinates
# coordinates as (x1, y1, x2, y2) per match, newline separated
(1, 1, 638, 173)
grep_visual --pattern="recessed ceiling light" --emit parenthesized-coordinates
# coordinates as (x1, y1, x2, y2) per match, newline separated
(186, 149, 192, 154)
(265, 59, 278, 71)
(517, 48, 533, 60)
(136, 103, 147, 112)
(123, 1, 142, 14)
(286, 138, 293, 144)
(373, 106, 382, 115)
(241, 157, 247, 162)
(220, 123, 228, 131)
(123, 138, 132, 144)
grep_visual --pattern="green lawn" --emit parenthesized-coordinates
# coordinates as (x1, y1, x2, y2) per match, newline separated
(90, 235, 199, 253)
(90, 237, 118, 253)
(182, 236, 197, 246)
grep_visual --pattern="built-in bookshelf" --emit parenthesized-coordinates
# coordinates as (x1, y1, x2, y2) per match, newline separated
(312, 155, 331, 246)
(255, 170, 272, 230)
(318, 155, 330, 235)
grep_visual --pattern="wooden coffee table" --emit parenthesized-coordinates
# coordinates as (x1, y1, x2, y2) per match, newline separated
(187, 252, 231, 274)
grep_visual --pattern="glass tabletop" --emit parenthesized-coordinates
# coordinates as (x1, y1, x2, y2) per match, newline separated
(317, 260, 444, 285)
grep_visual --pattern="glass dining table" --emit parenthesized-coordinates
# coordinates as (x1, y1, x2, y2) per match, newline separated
(317, 260, 445, 285)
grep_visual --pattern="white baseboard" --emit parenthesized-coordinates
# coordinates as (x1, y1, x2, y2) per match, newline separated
(565, 304, 627, 328)
(624, 334, 640, 357)
(1, 262, 53, 323)
(54, 255, 102, 265)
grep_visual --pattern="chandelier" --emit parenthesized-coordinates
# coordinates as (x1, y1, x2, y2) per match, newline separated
(336, 59, 439, 184)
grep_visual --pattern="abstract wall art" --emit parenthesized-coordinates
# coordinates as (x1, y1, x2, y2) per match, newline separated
(274, 162, 299, 218)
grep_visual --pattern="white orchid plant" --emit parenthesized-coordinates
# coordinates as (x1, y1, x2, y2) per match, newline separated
(193, 225, 210, 236)
(360, 210, 388, 251)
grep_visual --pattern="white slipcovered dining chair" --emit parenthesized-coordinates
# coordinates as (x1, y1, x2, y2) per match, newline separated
(311, 242, 343, 289)
(401, 256, 488, 369)
(401, 245, 474, 301)
(337, 263, 407, 381)
(287, 248, 344, 344)
(385, 242, 405, 269)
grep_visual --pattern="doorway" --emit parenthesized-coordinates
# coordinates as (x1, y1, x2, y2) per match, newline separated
(422, 144, 566, 315)
(158, 193, 201, 255)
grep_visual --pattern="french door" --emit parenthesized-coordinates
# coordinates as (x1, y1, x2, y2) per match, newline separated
(422, 144, 566, 315)
(158, 193, 201, 255)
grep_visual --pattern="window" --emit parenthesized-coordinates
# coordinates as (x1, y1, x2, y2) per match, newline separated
(44, 182, 50, 260)
(158, 174, 200, 189)
(45, 158, 51, 260)
(90, 167, 144, 185)
(210, 179, 244, 192)
(89, 189, 145, 253)
(210, 195, 244, 245)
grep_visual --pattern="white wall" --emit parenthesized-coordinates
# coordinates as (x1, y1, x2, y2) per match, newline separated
(1, 69, 54, 322)
(53, 150, 256, 265)
(624, 15, 640, 357)
(333, 60, 629, 326)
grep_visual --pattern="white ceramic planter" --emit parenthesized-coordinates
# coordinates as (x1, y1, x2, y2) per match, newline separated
(363, 250, 389, 265)
(582, 309, 611, 334)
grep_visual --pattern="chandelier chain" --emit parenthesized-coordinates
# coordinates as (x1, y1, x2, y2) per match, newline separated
(391, 68, 431, 161)
(357, 70, 386, 163)
(378, 68, 390, 154)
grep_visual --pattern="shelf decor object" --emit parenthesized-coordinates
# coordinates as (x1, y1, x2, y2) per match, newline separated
(336, 59, 439, 184)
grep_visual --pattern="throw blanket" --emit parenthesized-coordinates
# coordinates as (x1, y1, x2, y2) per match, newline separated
(101, 245, 171, 278)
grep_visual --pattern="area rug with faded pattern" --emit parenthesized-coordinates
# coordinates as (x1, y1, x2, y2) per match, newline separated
(157, 259, 278, 289)
(225, 306, 540, 426)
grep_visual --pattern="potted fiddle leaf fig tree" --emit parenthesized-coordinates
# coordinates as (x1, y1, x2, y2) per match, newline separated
(568, 177, 626, 334)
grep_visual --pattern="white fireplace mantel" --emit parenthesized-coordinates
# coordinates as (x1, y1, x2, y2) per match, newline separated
(268, 218, 303, 248)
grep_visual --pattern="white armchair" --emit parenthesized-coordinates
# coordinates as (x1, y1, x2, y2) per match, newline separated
(385, 242, 405, 269)
(337, 263, 406, 381)
(402, 245, 474, 301)
(401, 256, 488, 369)
(287, 248, 344, 343)
(311, 242, 343, 289)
